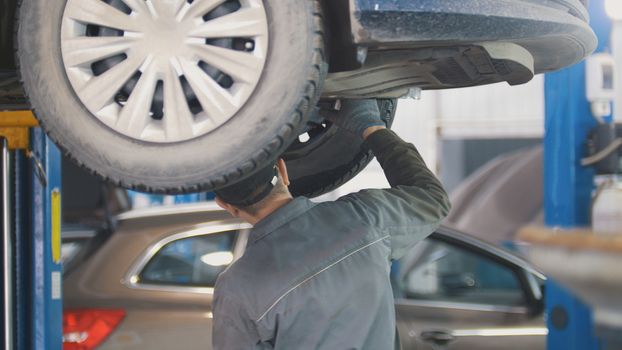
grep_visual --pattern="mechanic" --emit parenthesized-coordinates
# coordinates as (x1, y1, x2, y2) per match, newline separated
(212, 99, 451, 350)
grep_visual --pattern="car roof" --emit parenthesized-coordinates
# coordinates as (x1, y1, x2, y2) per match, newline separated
(113, 202, 543, 278)
(116, 201, 224, 221)
(433, 225, 545, 279)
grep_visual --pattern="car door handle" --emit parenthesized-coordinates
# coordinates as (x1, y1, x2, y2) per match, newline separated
(420, 330, 456, 348)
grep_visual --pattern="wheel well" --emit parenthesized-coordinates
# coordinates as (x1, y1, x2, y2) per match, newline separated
(320, 0, 361, 73)
(0, 0, 18, 70)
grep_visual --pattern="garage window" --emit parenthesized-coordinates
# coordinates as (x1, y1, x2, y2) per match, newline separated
(138, 231, 237, 287)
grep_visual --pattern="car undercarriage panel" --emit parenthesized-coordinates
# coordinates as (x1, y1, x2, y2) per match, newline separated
(323, 43, 535, 98)
(1, 0, 597, 103)
(322, 0, 596, 98)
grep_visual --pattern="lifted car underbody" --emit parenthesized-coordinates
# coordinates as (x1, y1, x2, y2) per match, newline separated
(1, 0, 596, 105)
(321, 0, 595, 98)
(0, 0, 596, 195)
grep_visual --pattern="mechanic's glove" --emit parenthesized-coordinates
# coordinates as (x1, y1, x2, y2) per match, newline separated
(322, 99, 385, 137)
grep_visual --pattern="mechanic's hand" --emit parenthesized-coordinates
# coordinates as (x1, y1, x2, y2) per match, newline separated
(322, 99, 385, 138)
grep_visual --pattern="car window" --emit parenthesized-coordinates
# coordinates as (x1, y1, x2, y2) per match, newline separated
(139, 231, 237, 287)
(396, 239, 525, 307)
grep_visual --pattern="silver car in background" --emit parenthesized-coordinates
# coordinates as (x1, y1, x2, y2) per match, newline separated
(62, 203, 546, 350)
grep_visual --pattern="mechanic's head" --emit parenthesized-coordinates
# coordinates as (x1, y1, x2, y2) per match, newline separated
(215, 159, 291, 221)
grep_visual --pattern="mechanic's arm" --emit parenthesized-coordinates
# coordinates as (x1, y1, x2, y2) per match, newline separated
(328, 100, 451, 259)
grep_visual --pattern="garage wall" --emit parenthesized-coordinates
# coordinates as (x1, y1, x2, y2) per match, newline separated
(440, 138, 542, 193)
(435, 75, 545, 139)
(317, 76, 545, 201)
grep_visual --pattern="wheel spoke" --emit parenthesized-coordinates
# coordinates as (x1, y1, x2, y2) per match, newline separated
(149, 0, 186, 18)
(163, 64, 195, 139)
(189, 7, 267, 39)
(170, 0, 187, 16)
(62, 36, 136, 67)
(192, 44, 262, 83)
(121, 0, 149, 15)
(179, 58, 237, 124)
(115, 64, 159, 137)
(65, 0, 141, 32)
(78, 54, 145, 112)
(180, 0, 227, 20)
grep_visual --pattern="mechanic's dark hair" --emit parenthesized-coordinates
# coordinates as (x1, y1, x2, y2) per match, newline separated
(215, 162, 290, 214)
(235, 175, 289, 215)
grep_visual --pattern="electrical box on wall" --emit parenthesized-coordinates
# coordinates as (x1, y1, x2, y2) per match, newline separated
(586, 53, 616, 117)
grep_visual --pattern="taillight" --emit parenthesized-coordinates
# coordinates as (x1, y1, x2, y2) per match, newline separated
(63, 309, 126, 350)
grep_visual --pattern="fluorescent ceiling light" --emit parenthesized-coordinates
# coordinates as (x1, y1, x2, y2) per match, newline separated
(201, 251, 233, 267)
(606, 0, 622, 21)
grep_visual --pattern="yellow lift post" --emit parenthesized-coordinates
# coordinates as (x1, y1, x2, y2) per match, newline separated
(0, 110, 39, 150)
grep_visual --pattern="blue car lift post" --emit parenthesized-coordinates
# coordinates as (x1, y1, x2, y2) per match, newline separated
(543, 0, 611, 349)
(1, 111, 62, 350)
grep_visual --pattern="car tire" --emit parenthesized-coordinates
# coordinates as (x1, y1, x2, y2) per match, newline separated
(284, 99, 397, 198)
(16, 0, 326, 193)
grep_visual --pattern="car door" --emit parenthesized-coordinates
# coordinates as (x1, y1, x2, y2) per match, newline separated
(394, 232, 546, 350)
(96, 225, 250, 350)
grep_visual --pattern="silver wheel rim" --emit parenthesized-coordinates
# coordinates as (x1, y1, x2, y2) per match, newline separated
(61, 0, 269, 143)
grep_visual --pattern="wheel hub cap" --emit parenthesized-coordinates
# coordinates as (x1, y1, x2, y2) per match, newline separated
(61, 0, 269, 143)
